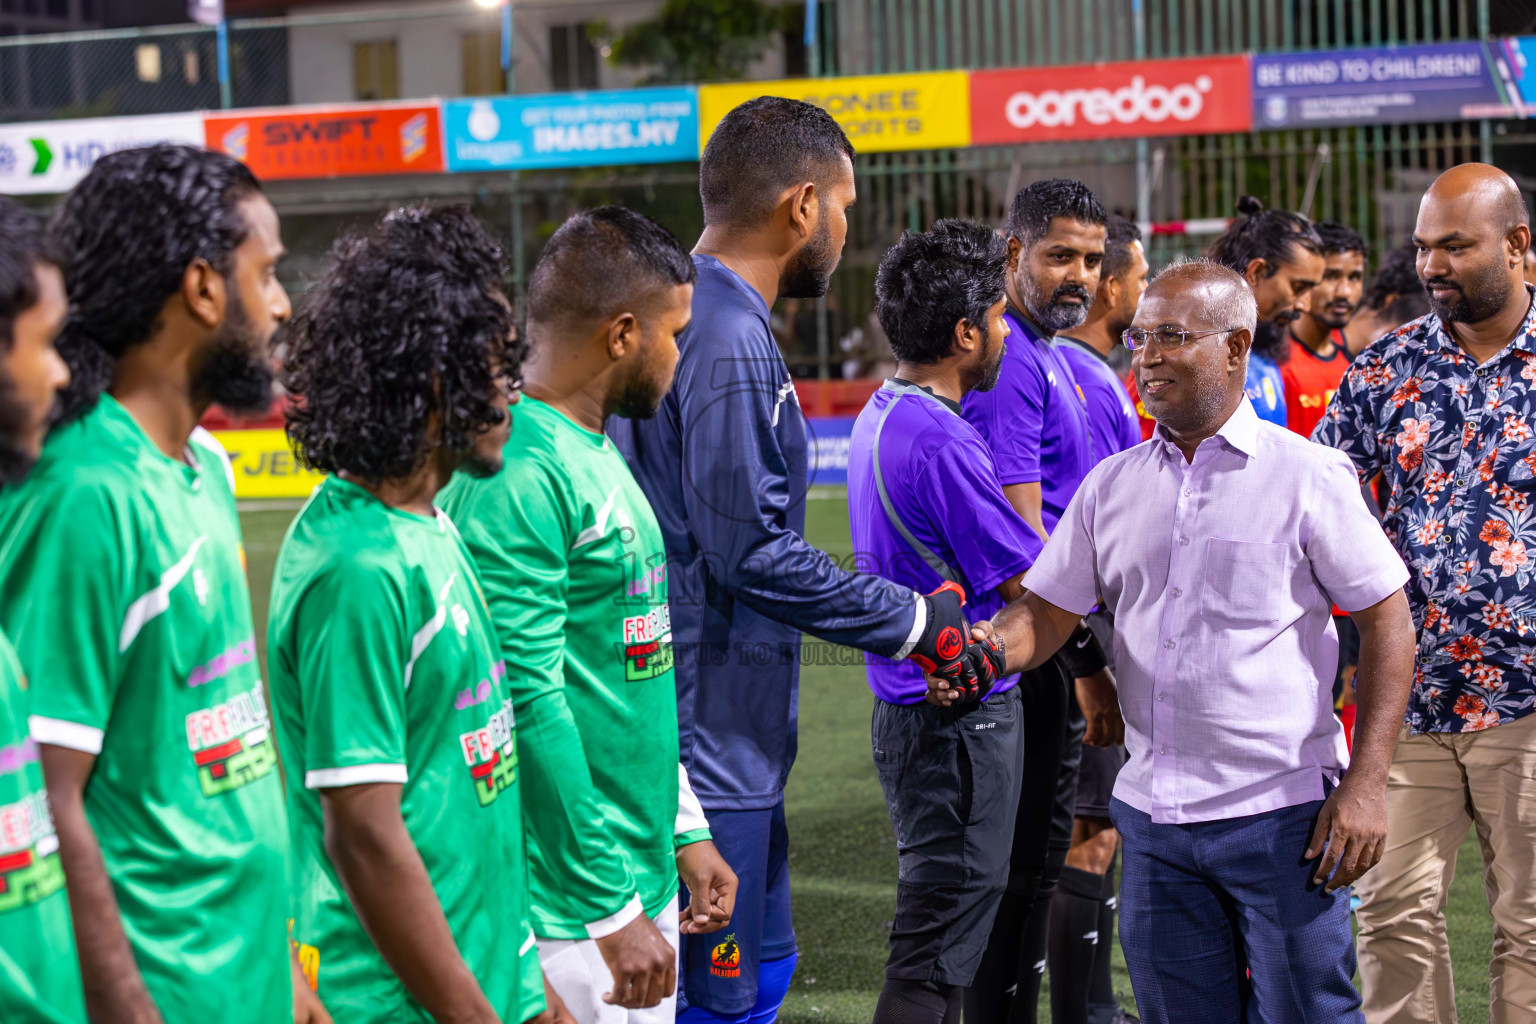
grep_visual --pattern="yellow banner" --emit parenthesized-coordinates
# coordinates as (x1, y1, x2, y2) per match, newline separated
(698, 72, 971, 154)
(213, 428, 325, 500)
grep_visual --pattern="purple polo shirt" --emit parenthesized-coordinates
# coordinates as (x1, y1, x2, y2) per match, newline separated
(963, 309, 1096, 531)
(1058, 337, 1142, 462)
(848, 381, 1043, 704)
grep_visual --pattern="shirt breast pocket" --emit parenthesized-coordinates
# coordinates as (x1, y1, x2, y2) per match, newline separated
(1201, 538, 1288, 625)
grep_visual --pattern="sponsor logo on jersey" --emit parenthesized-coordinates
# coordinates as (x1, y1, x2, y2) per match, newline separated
(184, 680, 279, 797)
(187, 636, 257, 688)
(1262, 376, 1278, 409)
(289, 919, 321, 991)
(622, 604, 674, 682)
(0, 790, 63, 913)
(459, 695, 518, 807)
(710, 933, 741, 978)
(1298, 389, 1337, 409)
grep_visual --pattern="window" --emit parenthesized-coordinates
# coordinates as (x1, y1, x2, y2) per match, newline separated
(462, 30, 503, 95)
(549, 23, 598, 91)
(352, 39, 399, 101)
(45, 0, 65, 17)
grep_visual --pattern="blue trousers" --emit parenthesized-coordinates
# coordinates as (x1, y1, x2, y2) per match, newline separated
(1110, 796, 1362, 1024)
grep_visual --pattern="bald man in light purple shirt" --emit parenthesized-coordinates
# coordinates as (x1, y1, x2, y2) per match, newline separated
(948, 260, 1417, 1024)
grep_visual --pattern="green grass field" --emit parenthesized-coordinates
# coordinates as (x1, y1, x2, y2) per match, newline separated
(240, 492, 1499, 1024)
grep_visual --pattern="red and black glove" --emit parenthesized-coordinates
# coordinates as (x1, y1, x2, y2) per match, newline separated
(910, 582, 969, 673)
(909, 583, 987, 702)
(962, 630, 1008, 697)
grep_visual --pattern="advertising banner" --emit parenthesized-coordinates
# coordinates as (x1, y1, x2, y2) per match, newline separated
(0, 113, 204, 196)
(444, 88, 699, 171)
(213, 429, 325, 500)
(805, 416, 856, 488)
(1252, 42, 1520, 129)
(969, 56, 1251, 144)
(204, 102, 444, 180)
(1503, 37, 1536, 115)
(699, 72, 971, 153)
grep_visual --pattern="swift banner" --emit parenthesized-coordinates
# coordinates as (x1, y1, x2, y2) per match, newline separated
(443, 88, 698, 171)
(698, 72, 971, 153)
(1252, 42, 1520, 129)
(204, 103, 444, 180)
(970, 56, 1251, 144)
(0, 113, 204, 196)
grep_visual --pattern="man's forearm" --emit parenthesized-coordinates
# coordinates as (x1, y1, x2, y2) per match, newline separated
(990, 591, 1082, 673)
(1347, 594, 1416, 783)
(324, 796, 497, 1024)
(45, 758, 162, 1023)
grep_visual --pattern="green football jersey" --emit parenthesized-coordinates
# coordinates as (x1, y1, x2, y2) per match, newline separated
(0, 396, 290, 1024)
(0, 628, 85, 1024)
(439, 397, 703, 941)
(268, 476, 544, 1024)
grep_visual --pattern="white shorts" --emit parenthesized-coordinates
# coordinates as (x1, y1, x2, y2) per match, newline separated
(538, 905, 680, 1024)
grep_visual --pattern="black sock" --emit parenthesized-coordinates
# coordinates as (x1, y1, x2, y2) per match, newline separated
(1010, 886, 1054, 1024)
(963, 867, 1040, 1024)
(1048, 867, 1109, 1024)
(874, 977, 959, 1024)
(1087, 853, 1120, 1015)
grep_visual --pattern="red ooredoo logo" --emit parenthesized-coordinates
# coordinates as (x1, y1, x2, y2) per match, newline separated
(970, 55, 1252, 144)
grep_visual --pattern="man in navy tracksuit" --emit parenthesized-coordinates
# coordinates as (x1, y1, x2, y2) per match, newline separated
(610, 98, 972, 1023)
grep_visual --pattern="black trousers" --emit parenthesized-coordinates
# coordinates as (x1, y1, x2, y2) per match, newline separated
(873, 687, 1026, 987)
(965, 655, 1085, 1022)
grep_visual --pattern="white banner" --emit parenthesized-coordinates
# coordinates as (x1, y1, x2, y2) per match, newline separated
(0, 113, 206, 196)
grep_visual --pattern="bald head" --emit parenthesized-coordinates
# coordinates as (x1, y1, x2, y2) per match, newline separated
(1416, 163, 1532, 329)
(1143, 259, 1259, 340)
(1425, 163, 1529, 235)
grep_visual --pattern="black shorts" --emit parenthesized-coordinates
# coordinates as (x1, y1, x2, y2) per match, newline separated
(1075, 743, 1127, 820)
(872, 687, 1025, 987)
(1009, 655, 1083, 886)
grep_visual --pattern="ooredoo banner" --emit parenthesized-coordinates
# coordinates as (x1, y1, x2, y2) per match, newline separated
(204, 102, 444, 180)
(969, 56, 1252, 144)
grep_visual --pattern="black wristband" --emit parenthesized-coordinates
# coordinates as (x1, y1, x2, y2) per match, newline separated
(1057, 620, 1108, 678)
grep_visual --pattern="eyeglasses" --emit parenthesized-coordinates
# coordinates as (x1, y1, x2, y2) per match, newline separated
(1122, 326, 1243, 352)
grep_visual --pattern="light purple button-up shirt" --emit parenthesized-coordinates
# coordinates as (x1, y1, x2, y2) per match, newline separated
(1027, 398, 1409, 824)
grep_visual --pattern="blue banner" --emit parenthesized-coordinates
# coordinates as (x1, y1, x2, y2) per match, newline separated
(1252, 42, 1519, 130)
(805, 416, 856, 488)
(1504, 37, 1536, 115)
(443, 88, 699, 172)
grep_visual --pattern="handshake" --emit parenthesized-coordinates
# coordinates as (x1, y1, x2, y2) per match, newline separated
(907, 582, 1007, 706)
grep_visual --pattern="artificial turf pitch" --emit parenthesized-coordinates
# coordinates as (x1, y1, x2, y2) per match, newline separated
(240, 493, 1499, 1024)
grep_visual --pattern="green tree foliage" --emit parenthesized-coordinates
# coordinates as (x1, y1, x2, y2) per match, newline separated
(593, 0, 786, 85)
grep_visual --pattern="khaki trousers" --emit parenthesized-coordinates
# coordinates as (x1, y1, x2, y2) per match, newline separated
(1355, 710, 1536, 1024)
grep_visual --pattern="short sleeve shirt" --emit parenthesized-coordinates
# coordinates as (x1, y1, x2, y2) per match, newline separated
(1281, 332, 1350, 440)
(1059, 338, 1143, 461)
(1026, 399, 1409, 823)
(0, 628, 84, 1024)
(0, 396, 289, 1024)
(1246, 355, 1288, 427)
(849, 381, 1043, 703)
(268, 477, 544, 1024)
(963, 310, 1097, 531)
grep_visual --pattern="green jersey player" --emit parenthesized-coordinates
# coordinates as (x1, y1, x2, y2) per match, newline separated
(0, 198, 81, 1024)
(439, 208, 737, 1024)
(269, 206, 570, 1024)
(0, 147, 326, 1024)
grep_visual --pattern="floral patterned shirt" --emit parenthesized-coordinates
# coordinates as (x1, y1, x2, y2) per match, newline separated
(1313, 287, 1536, 733)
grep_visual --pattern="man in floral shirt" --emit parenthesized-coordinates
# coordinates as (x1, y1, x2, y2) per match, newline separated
(1313, 163, 1536, 1024)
